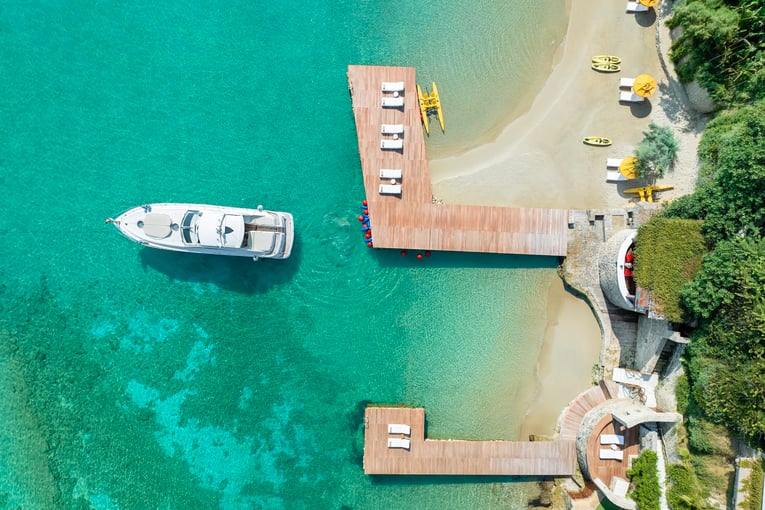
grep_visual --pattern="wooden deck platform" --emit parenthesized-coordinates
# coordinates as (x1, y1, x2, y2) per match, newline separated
(348, 65, 568, 257)
(586, 415, 640, 487)
(363, 407, 577, 476)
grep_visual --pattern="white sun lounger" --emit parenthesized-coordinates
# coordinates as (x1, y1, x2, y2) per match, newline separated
(381, 97, 404, 108)
(620, 91, 646, 103)
(607, 158, 624, 168)
(626, 2, 649, 13)
(388, 423, 411, 435)
(387, 437, 411, 449)
(381, 124, 404, 135)
(611, 477, 630, 497)
(379, 184, 402, 195)
(599, 449, 624, 460)
(619, 78, 635, 88)
(381, 139, 404, 150)
(607, 170, 629, 182)
(380, 168, 402, 179)
(382, 81, 405, 93)
(600, 434, 625, 445)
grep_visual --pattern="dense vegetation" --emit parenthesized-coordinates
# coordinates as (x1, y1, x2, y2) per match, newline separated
(667, 0, 765, 107)
(661, 100, 765, 447)
(666, 461, 708, 510)
(633, 218, 705, 322)
(740, 458, 764, 510)
(626, 450, 660, 510)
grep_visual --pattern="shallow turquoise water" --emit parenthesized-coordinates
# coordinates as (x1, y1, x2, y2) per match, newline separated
(0, 1, 567, 508)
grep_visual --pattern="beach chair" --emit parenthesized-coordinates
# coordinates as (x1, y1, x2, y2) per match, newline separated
(381, 97, 405, 108)
(611, 477, 630, 497)
(619, 78, 635, 89)
(620, 91, 646, 103)
(607, 171, 629, 182)
(600, 434, 625, 445)
(387, 437, 411, 449)
(380, 139, 404, 150)
(626, 2, 649, 13)
(381, 124, 404, 135)
(379, 184, 402, 195)
(388, 423, 411, 435)
(599, 449, 624, 460)
(381, 81, 405, 93)
(607, 158, 624, 168)
(379, 168, 402, 180)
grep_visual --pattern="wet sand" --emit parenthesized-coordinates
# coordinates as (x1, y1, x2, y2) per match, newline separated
(519, 279, 602, 438)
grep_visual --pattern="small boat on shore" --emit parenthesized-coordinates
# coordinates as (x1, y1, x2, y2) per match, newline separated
(583, 137, 612, 146)
(592, 55, 621, 65)
(107, 203, 294, 260)
(592, 63, 621, 73)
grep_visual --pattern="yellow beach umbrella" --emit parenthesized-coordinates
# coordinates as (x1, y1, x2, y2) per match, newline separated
(638, 0, 659, 6)
(633, 74, 657, 98)
(619, 157, 639, 179)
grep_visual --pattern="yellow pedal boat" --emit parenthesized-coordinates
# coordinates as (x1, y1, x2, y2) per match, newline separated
(624, 184, 674, 202)
(583, 137, 612, 146)
(592, 55, 621, 65)
(592, 63, 620, 73)
(417, 82, 445, 135)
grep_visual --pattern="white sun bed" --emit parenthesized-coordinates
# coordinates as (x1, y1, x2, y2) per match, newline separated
(607, 170, 629, 182)
(626, 2, 649, 13)
(611, 476, 630, 497)
(600, 434, 625, 445)
(607, 158, 624, 168)
(619, 78, 636, 88)
(381, 97, 405, 108)
(388, 423, 411, 435)
(380, 168, 402, 179)
(382, 81, 405, 93)
(387, 437, 411, 449)
(381, 139, 404, 150)
(620, 91, 646, 103)
(599, 449, 624, 460)
(381, 124, 404, 135)
(379, 184, 402, 195)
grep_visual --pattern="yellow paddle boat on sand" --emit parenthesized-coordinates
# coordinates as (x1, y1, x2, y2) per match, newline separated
(592, 63, 620, 73)
(592, 55, 621, 65)
(624, 184, 674, 202)
(583, 137, 612, 146)
(417, 82, 445, 135)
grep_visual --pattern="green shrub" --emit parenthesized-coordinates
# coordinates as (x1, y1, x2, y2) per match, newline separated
(634, 218, 706, 322)
(666, 463, 708, 510)
(742, 458, 764, 510)
(627, 450, 660, 510)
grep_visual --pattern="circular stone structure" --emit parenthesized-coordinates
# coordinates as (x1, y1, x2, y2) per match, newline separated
(598, 229, 637, 311)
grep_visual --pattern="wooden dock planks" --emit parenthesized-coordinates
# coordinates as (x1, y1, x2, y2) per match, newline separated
(363, 407, 577, 476)
(348, 65, 568, 257)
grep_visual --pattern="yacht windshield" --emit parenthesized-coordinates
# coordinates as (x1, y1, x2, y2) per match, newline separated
(181, 211, 200, 244)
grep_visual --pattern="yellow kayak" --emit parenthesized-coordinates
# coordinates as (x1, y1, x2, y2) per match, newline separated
(417, 84, 430, 135)
(592, 63, 620, 73)
(592, 55, 621, 65)
(583, 137, 612, 146)
(432, 82, 445, 133)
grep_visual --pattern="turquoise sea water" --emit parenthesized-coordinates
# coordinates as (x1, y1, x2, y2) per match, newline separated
(0, 1, 568, 508)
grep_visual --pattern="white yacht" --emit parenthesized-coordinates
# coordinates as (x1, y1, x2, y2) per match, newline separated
(107, 203, 294, 260)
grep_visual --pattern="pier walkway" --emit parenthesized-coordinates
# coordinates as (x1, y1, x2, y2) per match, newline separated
(348, 65, 568, 257)
(363, 407, 577, 476)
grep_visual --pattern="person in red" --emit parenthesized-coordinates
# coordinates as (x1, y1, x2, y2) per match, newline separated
(625, 251, 635, 264)
(624, 262, 634, 277)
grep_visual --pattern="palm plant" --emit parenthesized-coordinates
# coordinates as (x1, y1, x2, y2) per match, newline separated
(634, 123, 680, 183)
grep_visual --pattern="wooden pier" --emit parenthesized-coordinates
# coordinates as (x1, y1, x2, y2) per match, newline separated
(348, 65, 568, 257)
(363, 407, 577, 476)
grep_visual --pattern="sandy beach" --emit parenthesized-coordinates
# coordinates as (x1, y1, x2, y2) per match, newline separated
(432, 1, 704, 434)
(429, 1, 701, 210)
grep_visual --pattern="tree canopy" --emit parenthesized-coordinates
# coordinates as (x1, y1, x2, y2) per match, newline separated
(667, 0, 765, 107)
(633, 123, 680, 182)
